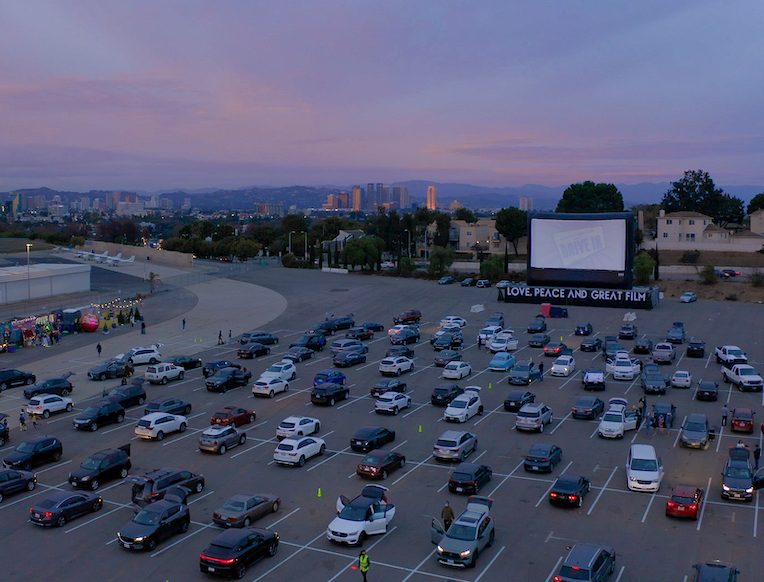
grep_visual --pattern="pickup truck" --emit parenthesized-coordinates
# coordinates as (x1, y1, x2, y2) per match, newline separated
(598, 397, 641, 439)
(722, 364, 763, 392)
(715, 345, 748, 365)
(651, 342, 676, 363)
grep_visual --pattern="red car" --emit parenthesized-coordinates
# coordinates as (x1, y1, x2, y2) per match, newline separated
(356, 449, 405, 480)
(211, 406, 256, 427)
(666, 485, 703, 519)
(731, 408, 755, 433)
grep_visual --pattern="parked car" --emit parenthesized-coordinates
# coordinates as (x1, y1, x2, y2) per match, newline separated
(212, 494, 280, 528)
(508, 360, 542, 385)
(330, 339, 368, 355)
(350, 426, 395, 452)
(666, 325, 686, 344)
(572, 396, 605, 420)
(328, 484, 396, 546)
(127, 467, 204, 508)
(144, 363, 185, 384)
(276, 416, 320, 439)
(393, 310, 422, 324)
(721, 447, 764, 502)
(489, 352, 516, 372)
(653, 402, 677, 428)
(527, 316, 547, 333)
(333, 351, 367, 368)
(202, 360, 240, 378)
(23, 376, 73, 398)
(374, 392, 411, 415)
(240, 331, 279, 345)
(370, 379, 407, 397)
(435, 350, 463, 367)
(356, 450, 406, 480)
(579, 337, 602, 352)
(598, 398, 640, 438)
(237, 342, 270, 359)
(0, 468, 36, 502)
(211, 406, 256, 427)
(199, 527, 279, 578)
(311, 384, 350, 406)
(289, 334, 326, 351)
(282, 346, 314, 363)
(431, 496, 495, 568)
(431, 383, 464, 406)
(438, 276, 455, 285)
(29, 490, 102, 527)
(360, 321, 384, 332)
(117, 496, 190, 551)
(73, 399, 125, 431)
(119, 345, 162, 365)
(692, 562, 739, 582)
(680, 292, 698, 303)
(199, 425, 247, 454)
(433, 333, 463, 351)
(432, 430, 477, 461)
(731, 408, 755, 433)
(443, 361, 472, 380)
(696, 381, 719, 401)
(524, 442, 562, 471)
(671, 370, 692, 388)
(504, 389, 535, 412)
(26, 394, 73, 418)
(448, 463, 492, 494)
(386, 345, 415, 358)
(575, 323, 593, 336)
(206, 368, 252, 393)
(440, 316, 467, 328)
(460, 277, 477, 287)
(554, 544, 616, 582)
(260, 361, 297, 381)
(476, 279, 491, 288)
(549, 475, 591, 507)
(582, 368, 606, 391)
(679, 413, 714, 449)
(379, 357, 414, 376)
(330, 315, 355, 330)
(390, 327, 419, 345)
(135, 413, 187, 441)
(106, 384, 147, 408)
(626, 444, 664, 492)
(346, 327, 374, 340)
(633, 338, 653, 354)
(87, 358, 133, 381)
(4, 435, 63, 470)
(687, 339, 706, 358)
(273, 436, 326, 466)
(443, 388, 483, 423)
(166, 355, 203, 369)
(666, 484, 703, 519)
(543, 342, 569, 357)
(252, 377, 289, 398)
(69, 445, 131, 490)
(618, 324, 638, 339)
(550, 355, 576, 377)
(516, 403, 553, 432)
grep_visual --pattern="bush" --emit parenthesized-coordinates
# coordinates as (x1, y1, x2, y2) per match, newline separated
(480, 255, 505, 281)
(634, 252, 656, 286)
(281, 252, 299, 268)
(748, 268, 764, 287)
(680, 250, 701, 264)
(700, 264, 717, 285)
(398, 257, 416, 277)
(725, 293, 738, 301)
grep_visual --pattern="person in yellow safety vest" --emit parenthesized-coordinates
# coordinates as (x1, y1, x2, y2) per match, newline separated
(358, 550, 370, 581)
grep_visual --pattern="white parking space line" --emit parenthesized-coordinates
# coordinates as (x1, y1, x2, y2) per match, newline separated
(640, 492, 658, 523)
(392, 455, 432, 486)
(716, 426, 725, 452)
(488, 460, 524, 497)
(543, 557, 564, 582)
(549, 412, 571, 434)
(589, 424, 601, 439)
(472, 404, 502, 427)
(150, 523, 208, 557)
(403, 401, 430, 418)
(614, 566, 626, 582)
(696, 477, 713, 531)
(400, 548, 438, 582)
(35, 460, 72, 474)
(324, 526, 398, 582)
(557, 370, 581, 389)
(307, 445, 350, 472)
(391, 439, 408, 451)
(673, 416, 687, 447)
(0, 480, 68, 510)
(251, 530, 328, 582)
(277, 387, 312, 401)
(337, 394, 367, 410)
(587, 466, 618, 515)
(230, 436, 278, 458)
(65, 505, 128, 534)
(161, 427, 206, 446)
(472, 546, 506, 582)
(102, 421, 138, 434)
(188, 489, 215, 505)
(410, 363, 436, 376)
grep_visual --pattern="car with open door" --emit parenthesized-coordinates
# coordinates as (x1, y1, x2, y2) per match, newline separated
(327, 484, 395, 546)
(431, 496, 495, 568)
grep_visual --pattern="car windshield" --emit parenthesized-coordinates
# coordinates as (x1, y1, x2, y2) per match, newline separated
(554, 480, 579, 493)
(645, 373, 663, 381)
(450, 400, 468, 409)
(514, 364, 530, 373)
(559, 566, 591, 580)
(446, 524, 477, 541)
(362, 454, 384, 464)
(729, 349, 744, 356)
(80, 457, 101, 470)
(16, 442, 36, 453)
(739, 369, 756, 376)
(133, 510, 160, 526)
(223, 499, 246, 511)
(338, 505, 369, 522)
(631, 459, 658, 472)
(685, 422, 706, 432)
(436, 439, 457, 447)
(726, 466, 751, 479)
(602, 413, 621, 423)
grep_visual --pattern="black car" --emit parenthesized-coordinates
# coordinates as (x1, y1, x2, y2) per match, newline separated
(237, 342, 270, 359)
(579, 337, 602, 352)
(128, 467, 205, 507)
(633, 338, 653, 354)
(618, 324, 638, 339)
(4, 435, 63, 470)
(107, 384, 147, 408)
(448, 463, 492, 494)
(87, 358, 133, 381)
(549, 475, 591, 507)
(571, 396, 605, 420)
(145, 397, 192, 416)
(386, 345, 414, 358)
(0, 368, 36, 391)
(370, 379, 407, 397)
(310, 384, 349, 406)
(504, 389, 536, 412)
(528, 333, 551, 348)
(527, 316, 547, 333)
(692, 562, 739, 582)
(360, 322, 384, 332)
(313, 320, 338, 335)
(461, 277, 477, 286)
(0, 468, 36, 502)
(434, 350, 462, 367)
(696, 381, 719, 401)
(118, 497, 190, 551)
(69, 445, 131, 490)
(524, 443, 563, 472)
(603, 339, 624, 359)
(431, 383, 464, 405)
(350, 427, 395, 452)
(346, 327, 374, 340)
(0, 413, 8, 447)
(23, 376, 74, 399)
(73, 399, 126, 431)
(167, 355, 203, 369)
(240, 331, 279, 346)
(206, 368, 252, 393)
(390, 328, 419, 345)
(30, 490, 102, 527)
(200, 527, 279, 578)
(575, 323, 593, 336)
(642, 370, 669, 395)
(289, 334, 326, 351)
(333, 351, 367, 368)
(687, 340, 706, 358)
(282, 347, 314, 362)
(331, 315, 355, 330)
(433, 333, 463, 351)
(203, 360, 241, 378)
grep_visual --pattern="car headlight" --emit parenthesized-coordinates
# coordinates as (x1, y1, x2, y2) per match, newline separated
(722, 484, 731, 491)
(459, 549, 472, 558)
(746, 487, 754, 494)
(134, 536, 145, 542)
(81, 475, 91, 481)
(437, 545, 445, 554)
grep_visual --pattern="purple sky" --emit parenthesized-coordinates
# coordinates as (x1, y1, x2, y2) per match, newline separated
(1, 1, 763, 192)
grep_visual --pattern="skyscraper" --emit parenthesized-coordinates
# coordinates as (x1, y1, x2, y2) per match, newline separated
(351, 186, 363, 211)
(338, 192, 349, 208)
(376, 183, 384, 208)
(367, 184, 375, 210)
(519, 197, 534, 211)
(427, 185, 437, 210)
(393, 186, 409, 210)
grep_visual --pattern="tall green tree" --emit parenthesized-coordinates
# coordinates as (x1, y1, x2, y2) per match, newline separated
(427, 246, 455, 277)
(280, 214, 309, 237)
(433, 212, 451, 248)
(661, 170, 744, 227)
(747, 193, 764, 215)
(454, 208, 477, 223)
(557, 181, 624, 213)
(494, 207, 528, 255)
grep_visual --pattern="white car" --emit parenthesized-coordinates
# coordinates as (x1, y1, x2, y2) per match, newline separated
(375, 392, 412, 415)
(496, 280, 511, 288)
(327, 485, 396, 546)
(443, 361, 472, 380)
(144, 363, 184, 384)
(550, 355, 576, 377)
(118, 344, 163, 365)
(598, 398, 640, 439)
(605, 352, 640, 380)
(134, 412, 187, 441)
(379, 357, 414, 376)
(26, 394, 74, 418)
(679, 292, 698, 303)
(477, 326, 502, 344)
(252, 377, 289, 398)
(671, 370, 693, 388)
(488, 331, 518, 352)
(439, 316, 467, 328)
(276, 416, 320, 439)
(273, 436, 326, 466)
(259, 361, 297, 382)
(388, 324, 416, 337)
(626, 444, 664, 492)
(443, 387, 483, 422)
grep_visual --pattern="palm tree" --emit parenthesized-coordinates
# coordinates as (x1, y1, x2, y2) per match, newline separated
(147, 271, 160, 295)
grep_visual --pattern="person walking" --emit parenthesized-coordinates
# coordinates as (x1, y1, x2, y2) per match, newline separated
(538, 361, 544, 382)
(441, 501, 455, 531)
(657, 414, 665, 435)
(19, 410, 27, 432)
(358, 550, 370, 581)
(96, 342, 102, 357)
(141, 321, 146, 335)
(755, 445, 761, 470)
(30, 412, 38, 429)
(228, 330, 232, 344)
(477, 335, 482, 349)
(721, 405, 729, 427)
(638, 396, 646, 420)
(218, 331, 224, 345)
(182, 318, 186, 331)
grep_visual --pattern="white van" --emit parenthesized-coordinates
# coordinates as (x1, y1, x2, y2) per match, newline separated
(626, 444, 664, 492)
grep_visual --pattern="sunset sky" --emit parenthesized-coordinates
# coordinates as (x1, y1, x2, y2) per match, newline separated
(1, 1, 762, 192)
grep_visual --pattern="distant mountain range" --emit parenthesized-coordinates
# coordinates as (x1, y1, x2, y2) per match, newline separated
(4, 181, 763, 212)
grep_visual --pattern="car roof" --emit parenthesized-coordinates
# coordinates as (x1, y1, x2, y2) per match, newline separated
(203, 426, 232, 435)
(141, 412, 178, 421)
(440, 430, 469, 440)
(565, 543, 611, 566)
(520, 402, 545, 411)
(673, 484, 700, 497)
(630, 444, 657, 458)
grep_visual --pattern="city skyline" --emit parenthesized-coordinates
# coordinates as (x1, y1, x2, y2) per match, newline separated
(1, 2, 762, 192)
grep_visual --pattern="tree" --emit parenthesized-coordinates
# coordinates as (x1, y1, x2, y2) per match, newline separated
(495, 207, 528, 255)
(340, 240, 367, 270)
(427, 246, 455, 277)
(557, 182, 624, 213)
(280, 214, 309, 237)
(454, 208, 477, 223)
(480, 254, 505, 281)
(748, 193, 764, 215)
(433, 212, 451, 248)
(398, 257, 416, 277)
(661, 170, 744, 227)
(633, 252, 655, 286)
(700, 264, 717, 284)
(146, 272, 160, 295)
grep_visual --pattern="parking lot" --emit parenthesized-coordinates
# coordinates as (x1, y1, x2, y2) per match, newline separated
(1, 266, 762, 581)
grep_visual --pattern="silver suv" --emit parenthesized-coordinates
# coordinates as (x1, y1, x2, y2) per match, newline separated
(555, 543, 616, 581)
(329, 339, 368, 356)
(431, 496, 495, 568)
(515, 403, 553, 432)
(433, 431, 477, 461)
(121, 345, 163, 365)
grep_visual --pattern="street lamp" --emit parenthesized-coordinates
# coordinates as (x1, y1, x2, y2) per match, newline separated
(26, 243, 32, 300)
(301, 231, 307, 260)
(288, 231, 296, 254)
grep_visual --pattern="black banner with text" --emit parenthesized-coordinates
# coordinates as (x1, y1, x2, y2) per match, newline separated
(498, 285, 656, 309)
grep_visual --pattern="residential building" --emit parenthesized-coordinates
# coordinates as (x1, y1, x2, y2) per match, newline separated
(423, 219, 527, 256)
(427, 185, 437, 210)
(657, 211, 711, 244)
(322, 229, 366, 251)
(650, 210, 764, 252)
(519, 197, 534, 211)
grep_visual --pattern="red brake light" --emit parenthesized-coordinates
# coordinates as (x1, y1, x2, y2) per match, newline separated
(550, 492, 557, 497)
(690, 504, 697, 510)
(554, 577, 563, 582)
(201, 555, 236, 565)
(572, 566, 581, 570)
(569, 495, 577, 501)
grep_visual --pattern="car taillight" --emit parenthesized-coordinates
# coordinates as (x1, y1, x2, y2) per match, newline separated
(667, 501, 677, 508)
(554, 577, 563, 582)
(201, 555, 236, 565)
(147, 427, 154, 430)
(569, 495, 577, 501)
(550, 492, 558, 497)
(541, 458, 550, 462)
(151, 492, 160, 498)
(689, 504, 697, 510)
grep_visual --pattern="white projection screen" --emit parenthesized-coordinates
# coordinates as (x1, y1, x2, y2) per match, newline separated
(527, 213, 634, 289)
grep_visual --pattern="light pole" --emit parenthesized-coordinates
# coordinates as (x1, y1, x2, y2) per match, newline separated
(26, 243, 32, 300)
(288, 231, 296, 254)
(301, 231, 307, 260)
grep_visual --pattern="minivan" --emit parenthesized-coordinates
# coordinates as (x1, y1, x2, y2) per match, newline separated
(626, 444, 664, 492)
